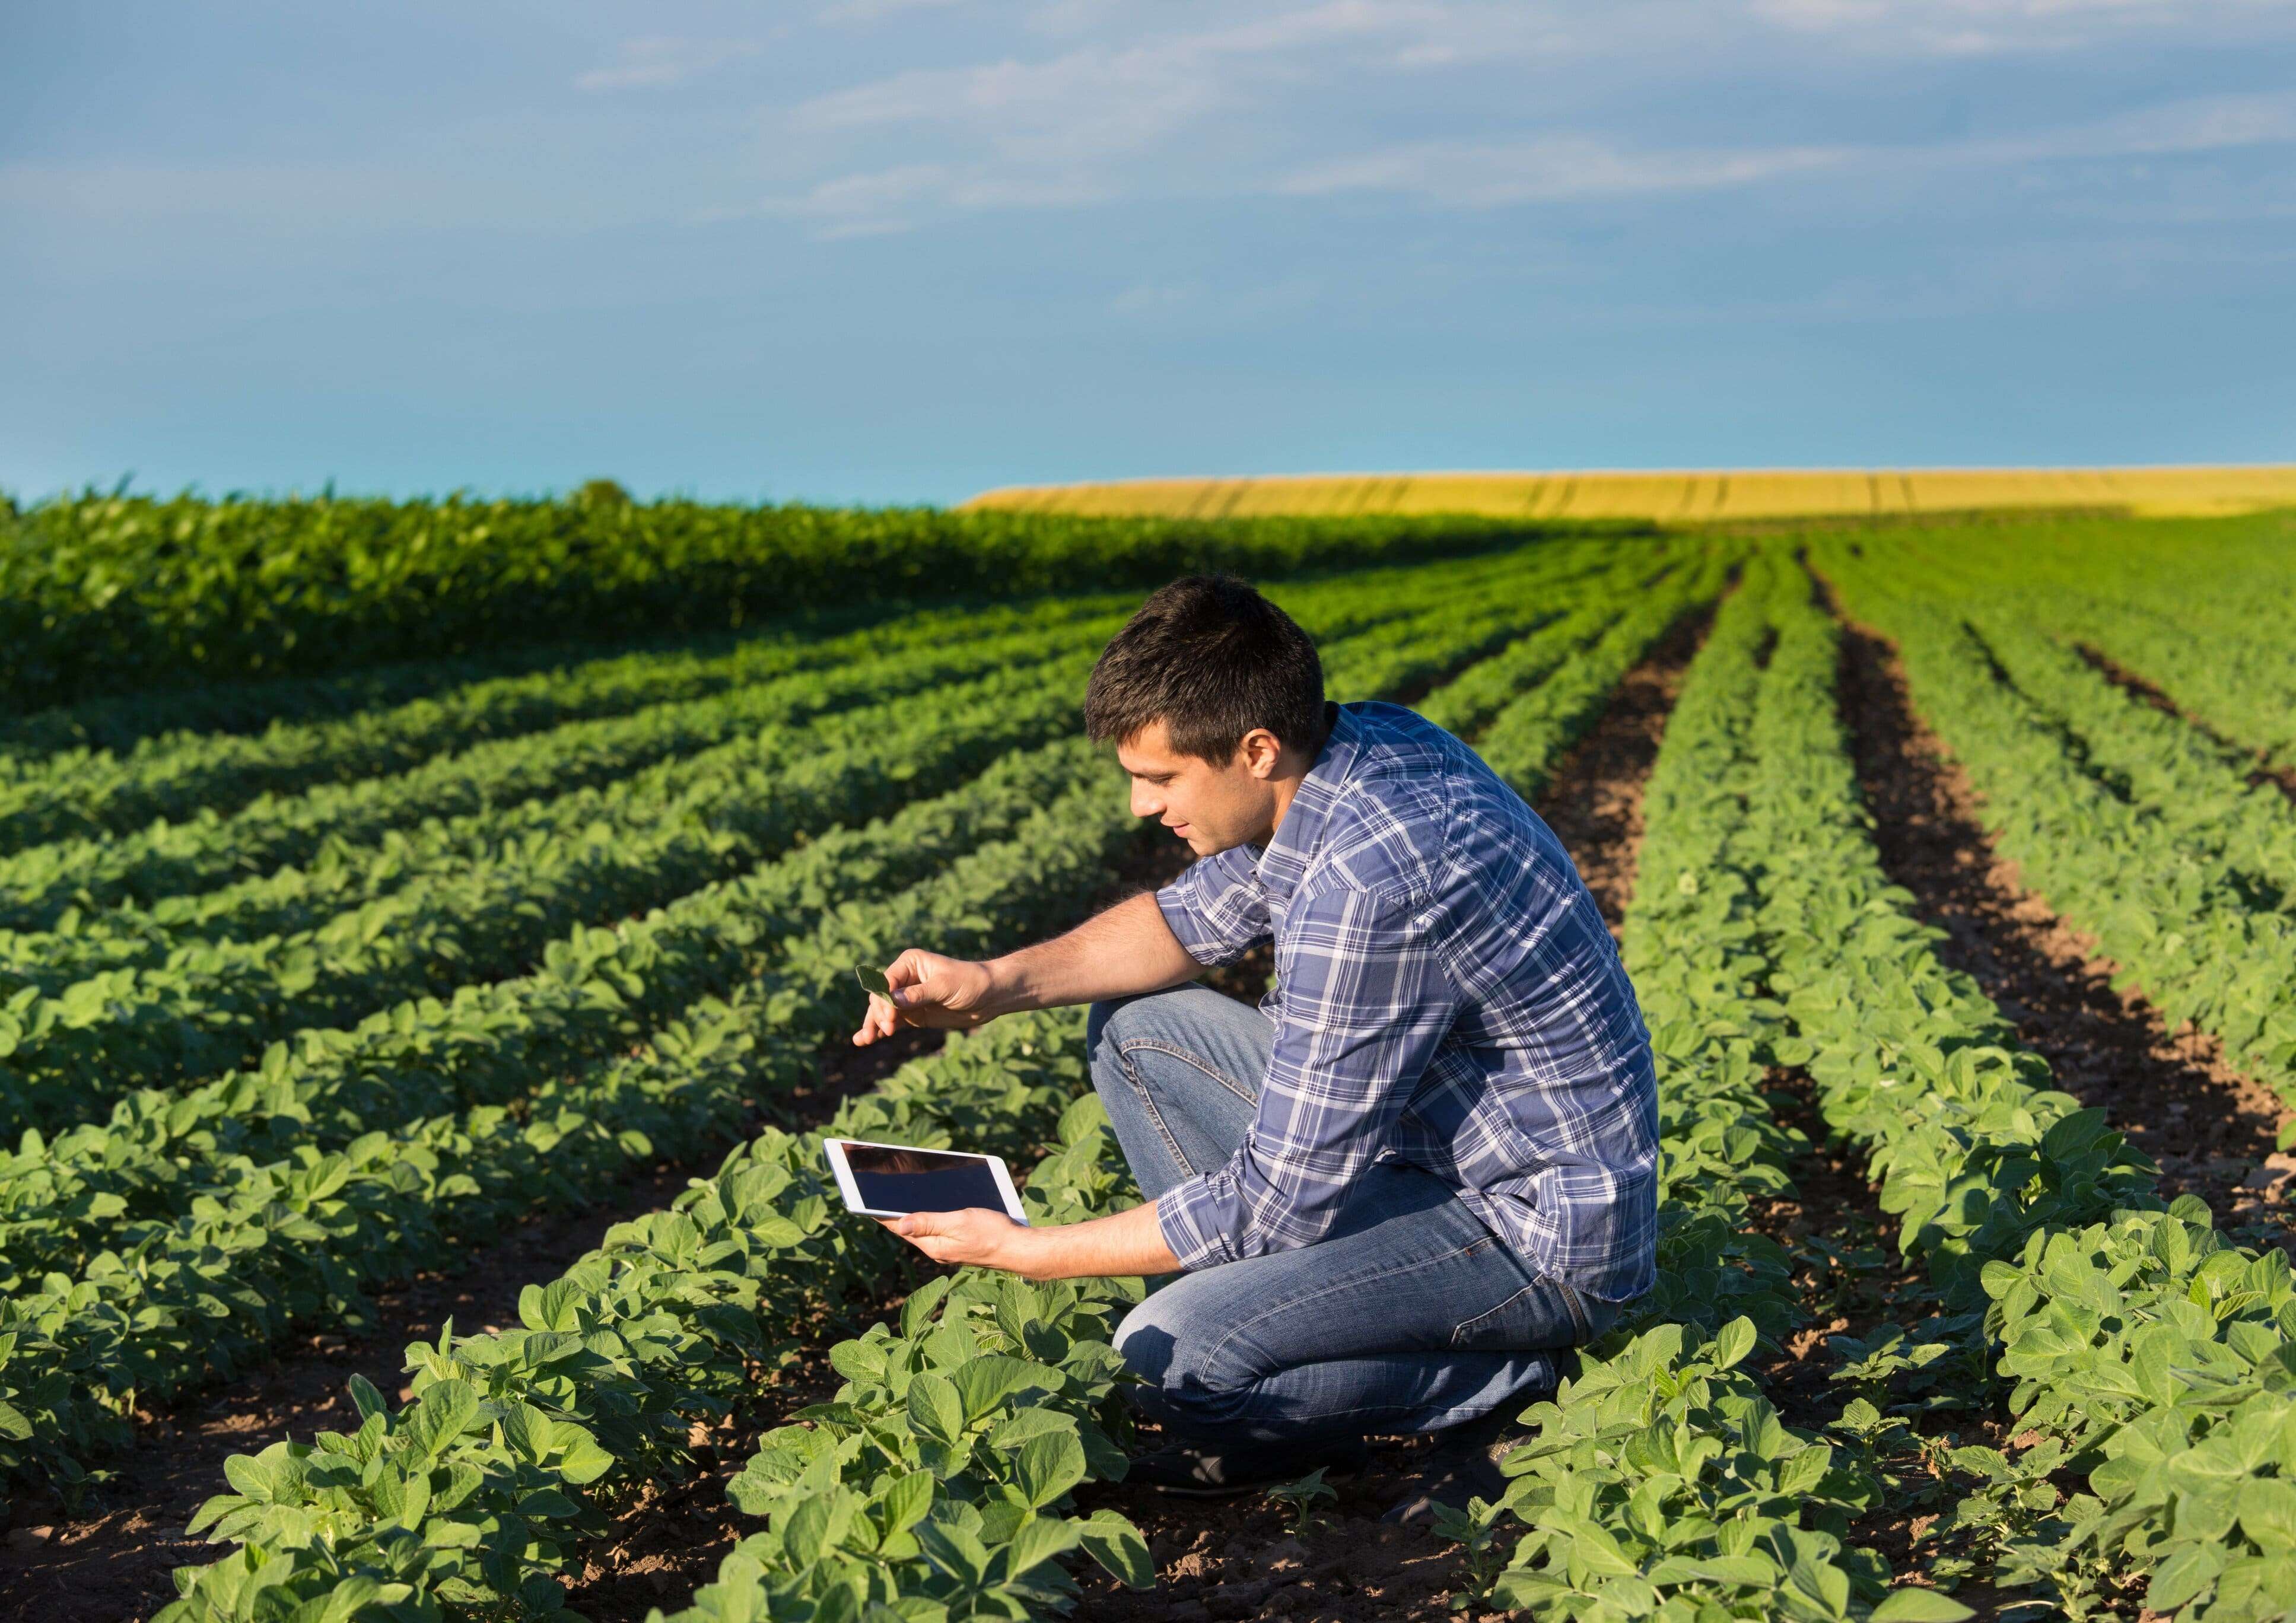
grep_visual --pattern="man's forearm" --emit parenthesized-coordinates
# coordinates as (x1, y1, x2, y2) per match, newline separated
(983, 890, 1204, 1015)
(1023, 1198, 1183, 1280)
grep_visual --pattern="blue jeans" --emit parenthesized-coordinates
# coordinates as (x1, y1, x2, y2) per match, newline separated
(1088, 984, 1618, 1446)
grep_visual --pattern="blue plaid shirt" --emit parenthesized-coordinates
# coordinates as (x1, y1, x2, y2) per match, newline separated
(1153, 701, 1658, 1303)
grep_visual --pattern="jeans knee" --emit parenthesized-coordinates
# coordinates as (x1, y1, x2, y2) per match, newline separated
(1115, 1286, 1254, 1433)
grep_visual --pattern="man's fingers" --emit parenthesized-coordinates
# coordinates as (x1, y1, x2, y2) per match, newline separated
(885, 948, 929, 994)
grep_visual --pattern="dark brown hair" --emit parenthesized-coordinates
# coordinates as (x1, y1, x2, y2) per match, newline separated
(1083, 574, 1325, 765)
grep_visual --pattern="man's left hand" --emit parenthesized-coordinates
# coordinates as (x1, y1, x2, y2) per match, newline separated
(878, 1207, 1050, 1278)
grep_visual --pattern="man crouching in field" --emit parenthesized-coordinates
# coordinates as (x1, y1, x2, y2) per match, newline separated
(850, 574, 1656, 1519)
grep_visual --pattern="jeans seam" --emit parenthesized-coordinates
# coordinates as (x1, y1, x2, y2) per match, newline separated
(1198, 1232, 1490, 1380)
(1111, 1033, 1258, 1111)
(1556, 1280, 1597, 1340)
(1117, 1047, 1198, 1184)
(1117, 1037, 1259, 1110)
(1450, 1275, 1588, 1350)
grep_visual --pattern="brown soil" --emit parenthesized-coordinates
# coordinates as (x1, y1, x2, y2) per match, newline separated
(1834, 620, 2295, 1237)
(0, 1026, 945, 1623)
(1744, 1073, 1917, 1430)
(1535, 609, 1709, 931)
(561, 1297, 868, 1620)
(1071, 1440, 1513, 1623)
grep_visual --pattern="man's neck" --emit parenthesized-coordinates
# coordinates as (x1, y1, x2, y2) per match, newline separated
(1257, 723, 1330, 846)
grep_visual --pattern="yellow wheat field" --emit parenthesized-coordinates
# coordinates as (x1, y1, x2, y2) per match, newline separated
(962, 465, 2296, 523)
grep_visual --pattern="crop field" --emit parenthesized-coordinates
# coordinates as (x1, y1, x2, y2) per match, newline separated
(964, 466, 2296, 524)
(0, 494, 2292, 1623)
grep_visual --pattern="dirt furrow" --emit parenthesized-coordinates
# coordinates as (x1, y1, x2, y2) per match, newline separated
(0, 1024, 947, 1623)
(1061, 620, 1707, 1623)
(1835, 621, 2295, 1239)
(2071, 642, 2296, 807)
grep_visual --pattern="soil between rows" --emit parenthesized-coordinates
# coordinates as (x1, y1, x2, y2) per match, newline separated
(2072, 642, 2296, 809)
(1816, 612, 2296, 1618)
(1835, 619, 2296, 1239)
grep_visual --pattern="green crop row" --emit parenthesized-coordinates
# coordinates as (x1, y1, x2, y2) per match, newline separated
(1742, 553, 2296, 1618)
(0, 651, 1087, 985)
(1959, 610, 2296, 903)
(648, 1067, 1156, 1623)
(1820, 549, 2296, 1130)
(0, 562, 1652, 1503)
(0, 594, 1131, 857)
(0, 749, 1139, 1504)
(154, 1009, 1151, 1622)
(1852, 511, 2296, 772)
(1, 487, 1593, 707)
(1472, 545, 1739, 803)
(0, 617, 1101, 930)
(0, 741, 1102, 1275)
(1442, 559, 1976, 1623)
(0, 657, 1097, 1128)
(1830, 531, 2296, 905)
(1746, 560, 2296, 1619)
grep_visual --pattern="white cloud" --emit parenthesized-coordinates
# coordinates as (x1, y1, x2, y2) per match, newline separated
(1749, 0, 2296, 55)
(1279, 136, 1849, 205)
(575, 37, 762, 93)
(790, 2, 1551, 160)
(818, 0, 966, 21)
(1266, 88, 2296, 211)
(720, 161, 1111, 237)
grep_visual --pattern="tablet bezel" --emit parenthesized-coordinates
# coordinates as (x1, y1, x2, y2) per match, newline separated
(821, 1137, 1030, 1225)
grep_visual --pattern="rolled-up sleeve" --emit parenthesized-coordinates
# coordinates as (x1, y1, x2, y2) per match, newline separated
(1153, 845, 1270, 969)
(1157, 877, 1458, 1270)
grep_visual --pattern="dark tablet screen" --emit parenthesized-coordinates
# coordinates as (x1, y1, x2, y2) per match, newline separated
(841, 1143, 1007, 1214)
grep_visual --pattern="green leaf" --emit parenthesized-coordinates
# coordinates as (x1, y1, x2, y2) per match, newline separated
(1003, 1515, 1082, 1579)
(1077, 1509, 1155, 1589)
(2146, 1544, 2229, 1610)
(955, 1355, 1053, 1424)
(1708, 1317, 1758, 1370)
(907, 1372, 965, 1446)
(876, 1471, 934, 1535)
(1012, 1431, 1086, 1509)
(1869, 1590, 1976, 1621)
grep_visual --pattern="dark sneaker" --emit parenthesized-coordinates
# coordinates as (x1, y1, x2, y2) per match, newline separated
(1380, 1408, 1519, 1526)
(1126, 1433, 1371, 1498)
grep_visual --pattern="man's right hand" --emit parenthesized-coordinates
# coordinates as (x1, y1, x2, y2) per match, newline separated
(852, 949, 1003, 1046)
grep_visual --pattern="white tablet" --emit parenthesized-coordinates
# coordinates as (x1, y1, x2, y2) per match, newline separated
(822, 1137, 1029, 1224)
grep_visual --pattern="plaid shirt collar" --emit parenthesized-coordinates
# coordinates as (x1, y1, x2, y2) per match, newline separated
(1252, 700, 1354, 905)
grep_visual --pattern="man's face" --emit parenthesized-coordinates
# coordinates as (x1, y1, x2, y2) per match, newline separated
(1114, 720, 1281, 858)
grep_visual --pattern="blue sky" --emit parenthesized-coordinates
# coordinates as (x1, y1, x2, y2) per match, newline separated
(4, 1, 2292, 506)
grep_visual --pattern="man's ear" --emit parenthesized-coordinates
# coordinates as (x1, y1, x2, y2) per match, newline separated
(1238, 727, 1283, 779)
